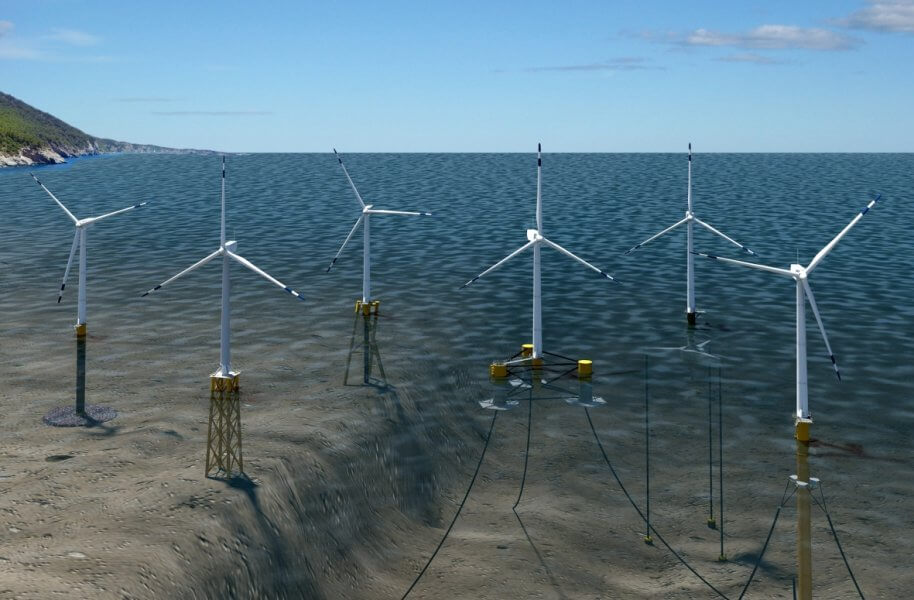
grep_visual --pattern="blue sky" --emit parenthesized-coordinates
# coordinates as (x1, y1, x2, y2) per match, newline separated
(2, 1, 912, 152)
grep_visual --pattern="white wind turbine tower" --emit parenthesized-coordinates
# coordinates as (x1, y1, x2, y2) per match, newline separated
(461, 144, 615, 361)
(327, 149, 432, 315)
(625, 144, 755, 325)
(30, 173, 147, 337)
(142, 157, 306, 381)
(694, 193, 880, 600)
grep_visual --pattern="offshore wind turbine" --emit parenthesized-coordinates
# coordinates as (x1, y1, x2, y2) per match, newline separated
(141, 157, 306, 381)
(30, 173, 147, 337)
(327, 149, 432, 315)
(625, 144, 755, 326)
(461, 144, 615, 361)
(694, 193, 880, 600)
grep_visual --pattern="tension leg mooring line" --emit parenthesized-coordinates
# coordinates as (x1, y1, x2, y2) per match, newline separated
(644, 355, 652, 544)
(542, 365, 579, 386)
(513, 394, 533, 510)
(708, 366, 715, 526)
(400, 410, 499, 600)
(811, 484, 867, 600)
(718, 366, 725, 561)
(583, 407, 732, 600)
(736, 480, 794, 599)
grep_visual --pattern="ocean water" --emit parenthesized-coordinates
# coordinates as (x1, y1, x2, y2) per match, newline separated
(1, 152, 913, 597)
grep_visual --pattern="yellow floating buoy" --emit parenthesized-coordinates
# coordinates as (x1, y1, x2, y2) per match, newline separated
(521, 343, 533, 357)
(577, 359, 593, 379)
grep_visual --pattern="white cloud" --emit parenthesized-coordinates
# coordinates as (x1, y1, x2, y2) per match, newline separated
(835, 0, 914, 33)
(526, 57, 664, 72)
(715, 53, 792, 65)
(685, 25, 860, 50)
(0, 24, 109, 61)
(47, 28, 100, 46)
(0, 44, 42, 60)
(0, 22, 43, 59)
(152, 110, 273, 116)
(115, 97, 178, 103)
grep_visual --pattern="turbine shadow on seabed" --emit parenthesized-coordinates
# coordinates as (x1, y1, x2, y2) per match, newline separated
(43, 334, 118, 428)
(344, 312, 388, 389)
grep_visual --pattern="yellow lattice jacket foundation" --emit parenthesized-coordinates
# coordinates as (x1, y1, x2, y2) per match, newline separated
(355, 300, 381, 316)
(206, 374, 243, 477)
(210, 373, 240, 393)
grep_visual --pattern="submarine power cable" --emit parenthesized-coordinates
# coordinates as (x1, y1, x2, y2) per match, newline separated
(399, 410, 499, 600)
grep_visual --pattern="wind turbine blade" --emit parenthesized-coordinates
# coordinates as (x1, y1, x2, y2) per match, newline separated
(141, 249, 222, 296)
(801, 279, 841, 381)
(542, 238, 615, 281)
(227, 251, 306, 301)
(624, 217, 688, 255)
(333, 148, 366, 208)
(58, 230, 79, 303)
(460, 240, 535, 289)
(692, 252, 794, 278)
(326, 215, 364, 272)
(86, 202, 148, 224)
(366, 209, 432, 217)
(693, 217, 755, 255)
(806, 194, 881, 274)
(30, 173, 79, 224)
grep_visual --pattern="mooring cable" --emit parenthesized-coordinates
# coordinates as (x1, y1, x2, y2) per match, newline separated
(811, 483, 866, 599)
(542, 366, 580, 386)
(510, 393, 569, 597)
(708, 366, 715, 526)
(718, 366, 725, 560)
(584, 406, 732, 600)
(513, 394, 533, 509)
(736, 480, 793, 599)
(543, 349, 578, 362)
(400, 410, 499, 600)
(644, 355, 652, 544)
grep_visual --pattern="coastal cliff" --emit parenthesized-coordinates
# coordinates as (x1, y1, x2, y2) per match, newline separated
(0, 91, 214, 167)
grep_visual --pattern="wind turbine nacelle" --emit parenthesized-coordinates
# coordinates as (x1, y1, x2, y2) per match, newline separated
(526, 229, 540, 242)
(225, 240, 238, 252)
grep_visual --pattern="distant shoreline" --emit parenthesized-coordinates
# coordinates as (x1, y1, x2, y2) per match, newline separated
(0, 145, 219, 168)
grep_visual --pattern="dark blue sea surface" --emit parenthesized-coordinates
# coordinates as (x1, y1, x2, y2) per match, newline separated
(1, 152, 912, 597)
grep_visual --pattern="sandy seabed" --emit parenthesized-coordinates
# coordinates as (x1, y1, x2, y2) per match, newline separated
(1, 301, 911, 600)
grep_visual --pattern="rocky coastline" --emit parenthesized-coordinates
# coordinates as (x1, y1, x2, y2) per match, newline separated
(0, 139, 215, 167)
